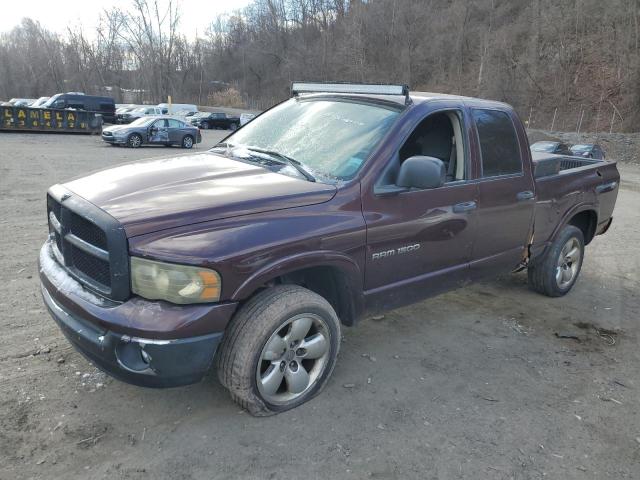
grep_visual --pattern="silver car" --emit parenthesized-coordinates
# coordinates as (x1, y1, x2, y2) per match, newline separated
(101, 116, 202, 149)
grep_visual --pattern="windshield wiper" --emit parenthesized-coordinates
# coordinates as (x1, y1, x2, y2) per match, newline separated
(241, 146, 316, 182)
(211, 143, 316, 182)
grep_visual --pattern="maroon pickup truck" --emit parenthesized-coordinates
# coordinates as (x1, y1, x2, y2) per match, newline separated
(39, 83, 619, 415)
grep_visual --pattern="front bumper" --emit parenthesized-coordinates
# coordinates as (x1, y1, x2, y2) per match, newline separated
(39, 242, 237, 388)
(101, 134, 126, 144)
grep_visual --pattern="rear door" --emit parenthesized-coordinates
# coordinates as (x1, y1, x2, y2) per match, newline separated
(167, 119, 185, 144)
(470, 108, 535, 278)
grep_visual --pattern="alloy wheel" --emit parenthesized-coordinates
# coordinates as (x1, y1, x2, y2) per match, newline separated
(256, 313, 331, 405)
(556, 237, 581, 288)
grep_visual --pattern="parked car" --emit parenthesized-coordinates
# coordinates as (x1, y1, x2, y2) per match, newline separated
(101, 116, 201, 148)
(42, 93, 116, 123)
(190, 112, 239, 130)
(530, 141, 573, 155)
(240, 112, 257, 126)
(570, 143, 605, 159)
(39, 83, 619, 416)
(30, 96, 50, 108)
(9, 98, 37, 106)
(117, 106, 164, 124)
(157, 103, 198, 116)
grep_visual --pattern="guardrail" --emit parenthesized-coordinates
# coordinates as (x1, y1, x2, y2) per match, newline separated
(1, 106, 103, 133)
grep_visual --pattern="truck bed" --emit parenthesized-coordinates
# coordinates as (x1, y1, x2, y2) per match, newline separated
(531, 152, 619, 251)
(531, 151, 602, 178)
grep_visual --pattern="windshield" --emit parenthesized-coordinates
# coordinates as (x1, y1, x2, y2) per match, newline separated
(32, 97, 49, 107)
(218, 98, 401, 182)
(129, 117, 155, 127)
(531, 142, 557, 152)
(571, 144, 591, 152)
(42, 94, 61, 108)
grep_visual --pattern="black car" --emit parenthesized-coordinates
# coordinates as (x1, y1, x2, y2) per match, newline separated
(530, 141, 573, 155)
(570, 144, 605, 159)
(101, 116, 202, 148)
(43, 93, 116, 123)
(190, 112, 240, 130)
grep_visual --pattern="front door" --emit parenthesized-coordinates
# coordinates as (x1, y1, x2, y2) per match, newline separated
(149, 119, 169, 144)
(470, 108, 536, 277)
(362, 108, 479, 312)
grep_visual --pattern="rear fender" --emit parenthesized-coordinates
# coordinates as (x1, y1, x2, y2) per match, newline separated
(532, 203, 598, 264)
(552, 203, 598, 243)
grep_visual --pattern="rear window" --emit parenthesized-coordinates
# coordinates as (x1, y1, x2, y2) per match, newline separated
(473, 109, 522, 177)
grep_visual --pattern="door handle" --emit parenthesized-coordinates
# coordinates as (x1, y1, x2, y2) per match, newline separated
(516, 190, 535, 201)
(595, 181, 617, 194)
(453, 201, 477, 213)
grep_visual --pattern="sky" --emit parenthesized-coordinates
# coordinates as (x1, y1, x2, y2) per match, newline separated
(0, 0, 252, 38)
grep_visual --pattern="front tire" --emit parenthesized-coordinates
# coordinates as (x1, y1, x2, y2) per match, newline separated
(528, 225, 584, 297)
(127, 133, 142, 148)
(217, 285, 341, 416)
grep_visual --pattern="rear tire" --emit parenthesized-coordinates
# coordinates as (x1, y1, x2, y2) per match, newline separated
(230, 123, 238, 131)
(217, 285, 341, 416)
(528, 225, 584, 297)
(182, 135, 194, 149)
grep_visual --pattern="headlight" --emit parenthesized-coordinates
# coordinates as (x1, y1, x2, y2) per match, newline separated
(130, 257, 221, 304)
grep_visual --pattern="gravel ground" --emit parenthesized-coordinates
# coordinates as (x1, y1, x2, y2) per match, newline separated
(1, 130, 639, 480)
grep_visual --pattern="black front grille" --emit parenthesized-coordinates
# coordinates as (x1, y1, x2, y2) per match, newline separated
(54, 231, 63, 254)
(47, 195, 61, 221)
(46, 188, 130, 301)
(70, 211, 108, 250)
(47, 193, 114, 294)
(71, 245, 111, 285)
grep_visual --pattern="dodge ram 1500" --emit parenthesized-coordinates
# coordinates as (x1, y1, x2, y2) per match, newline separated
(39, 83, 619, 415)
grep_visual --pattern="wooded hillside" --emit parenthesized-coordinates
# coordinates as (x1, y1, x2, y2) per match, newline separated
(1, 0, 638, 132)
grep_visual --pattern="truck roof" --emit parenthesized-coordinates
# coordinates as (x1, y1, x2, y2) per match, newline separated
(295, 91, 512, 112)
(410, 91, 508, 107)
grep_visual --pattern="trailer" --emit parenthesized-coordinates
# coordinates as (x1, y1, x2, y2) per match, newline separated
(0, 105, 103, 133)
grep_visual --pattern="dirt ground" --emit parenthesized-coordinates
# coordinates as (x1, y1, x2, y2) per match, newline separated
(1, 130, 639, 480)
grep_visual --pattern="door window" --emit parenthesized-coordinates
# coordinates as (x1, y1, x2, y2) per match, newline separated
(378, 110, 466, 187)
(472, 109, 522, 177)
(153, 119, 168, 128)
(167, 119, 183, 128)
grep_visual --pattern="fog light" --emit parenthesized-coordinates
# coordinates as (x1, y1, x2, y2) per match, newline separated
(115, 341, 151, 372)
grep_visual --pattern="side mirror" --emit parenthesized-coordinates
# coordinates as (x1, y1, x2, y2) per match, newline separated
(397, 156, 446, 190)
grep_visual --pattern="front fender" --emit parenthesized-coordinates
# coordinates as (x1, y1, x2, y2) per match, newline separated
(232, 250, 363, 301)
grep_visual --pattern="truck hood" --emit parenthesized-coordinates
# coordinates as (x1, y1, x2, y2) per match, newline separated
(63, 153, 337, 237)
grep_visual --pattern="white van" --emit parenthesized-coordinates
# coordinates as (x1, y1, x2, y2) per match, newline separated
(157, 103, 198, 116)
